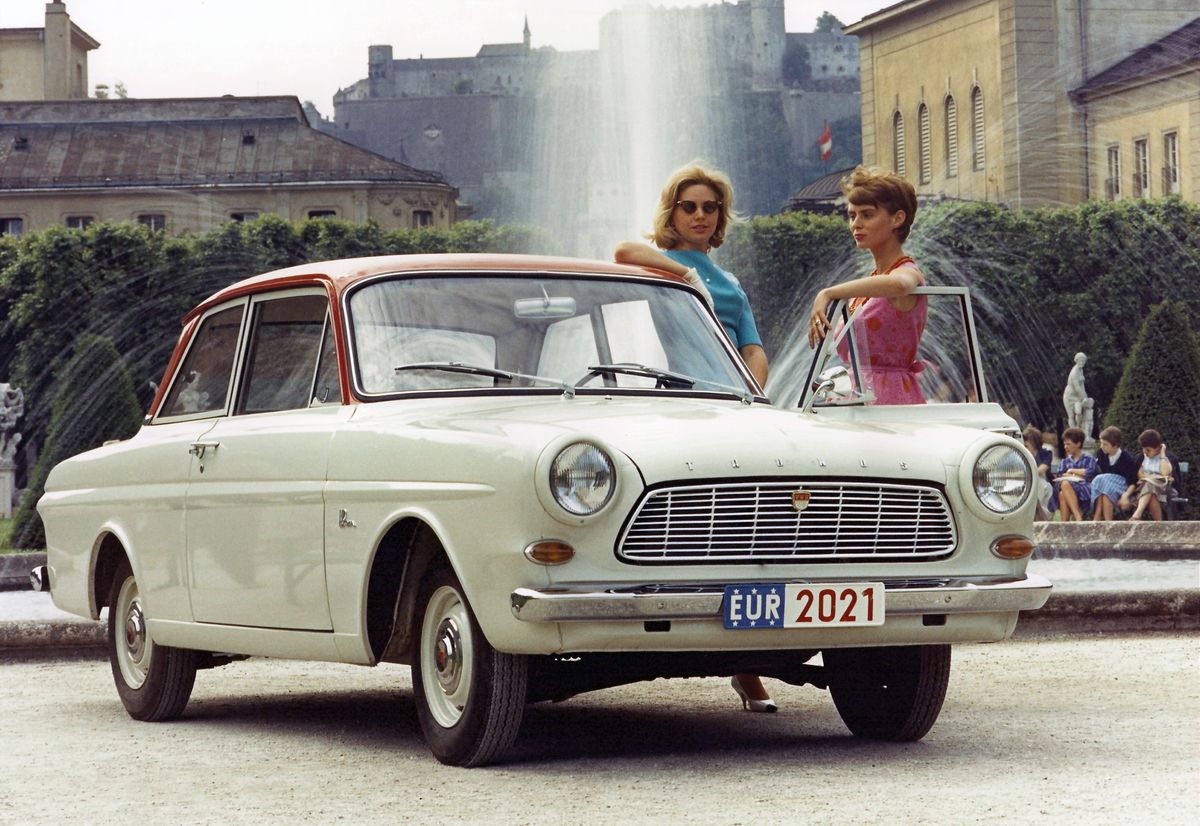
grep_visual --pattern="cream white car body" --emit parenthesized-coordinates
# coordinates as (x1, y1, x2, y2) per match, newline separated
(37, 255, 1050, 766)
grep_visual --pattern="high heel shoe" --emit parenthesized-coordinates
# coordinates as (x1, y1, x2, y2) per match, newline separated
(730, 676, 778, 713)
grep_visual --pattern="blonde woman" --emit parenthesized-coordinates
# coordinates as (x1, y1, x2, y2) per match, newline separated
(614, 163, 768, 388)
(614, 164, 774, 713)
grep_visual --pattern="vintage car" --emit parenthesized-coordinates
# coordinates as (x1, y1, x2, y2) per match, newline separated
(34, 253, 1050, 766)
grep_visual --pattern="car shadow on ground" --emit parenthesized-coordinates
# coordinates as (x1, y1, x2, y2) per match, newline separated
(164, 679, 939, 766)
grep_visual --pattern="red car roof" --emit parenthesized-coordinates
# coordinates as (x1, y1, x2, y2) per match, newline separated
(185, 253, 679, 324)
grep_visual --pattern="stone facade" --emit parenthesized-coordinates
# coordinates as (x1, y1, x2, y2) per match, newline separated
(846, 0, 1198, 208)
(1071, 18, 1198, 202)
(0, 1, 98, 101)
(0, 97, 459, 237)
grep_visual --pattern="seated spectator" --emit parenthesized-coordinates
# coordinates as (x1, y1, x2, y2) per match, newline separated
(1023, 425, 1053, 520)
(1091, 426, 1139, 520)
(1050, 427, 1096, 521)
(1130, 429, 1175, 521)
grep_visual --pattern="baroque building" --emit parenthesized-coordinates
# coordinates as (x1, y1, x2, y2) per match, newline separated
(0, 1, 97, 101)
(327, 0, 860, 239)
(846, 0, 1197, 207)
(0, 97, 458, 237)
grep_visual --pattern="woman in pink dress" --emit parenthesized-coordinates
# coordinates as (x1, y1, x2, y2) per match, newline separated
(808, 167, 927, 405)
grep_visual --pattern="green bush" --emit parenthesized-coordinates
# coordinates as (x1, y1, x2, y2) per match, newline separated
(719, 197, 1200, 429)
(10, 335, 144, 550)
(1104, 301, 1200, 517)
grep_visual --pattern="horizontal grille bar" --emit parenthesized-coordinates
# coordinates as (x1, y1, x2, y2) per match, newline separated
(618, 480, 956, 563)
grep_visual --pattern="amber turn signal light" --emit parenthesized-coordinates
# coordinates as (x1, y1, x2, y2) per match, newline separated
(524, 540, 575, 565)
(990, 535, 1034, 559)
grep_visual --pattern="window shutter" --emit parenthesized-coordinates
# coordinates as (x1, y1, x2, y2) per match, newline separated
(918, 103, 931, 184)
(971, 87, 985, 171)
(893, 111, 906, 177)
(945, 96, 958, 178)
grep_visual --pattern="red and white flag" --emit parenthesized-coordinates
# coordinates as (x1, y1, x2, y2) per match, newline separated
(818, 121, 833, 161)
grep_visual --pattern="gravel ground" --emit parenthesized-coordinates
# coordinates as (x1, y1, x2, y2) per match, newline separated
(0, 632, 1196, 825)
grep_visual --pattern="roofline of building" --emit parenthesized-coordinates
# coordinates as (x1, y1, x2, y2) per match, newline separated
(0, 178, 458, 195)
(1070, 61, 1200, 103)
(843, 0, 937, 35)
(70, 21, 100, 50)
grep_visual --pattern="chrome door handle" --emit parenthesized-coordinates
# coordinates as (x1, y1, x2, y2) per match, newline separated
(189, 441, 220, 459)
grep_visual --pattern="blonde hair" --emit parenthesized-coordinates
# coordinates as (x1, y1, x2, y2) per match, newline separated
(648, 163, 736, 250)
(840, 165, 918, 242)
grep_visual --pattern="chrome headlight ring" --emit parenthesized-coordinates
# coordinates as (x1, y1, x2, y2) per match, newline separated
(972, 443, 1032, 514)
(548, 441, 616, 517)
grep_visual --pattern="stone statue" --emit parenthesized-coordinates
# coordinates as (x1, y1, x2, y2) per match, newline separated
(0, 383, 23, 432)
(0, 382, 22, 518)
(1062, 352, 1095, 444)
(0, 431, 20, 463)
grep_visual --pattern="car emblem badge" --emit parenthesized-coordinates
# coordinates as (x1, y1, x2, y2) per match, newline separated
(791, 489, 812, 512)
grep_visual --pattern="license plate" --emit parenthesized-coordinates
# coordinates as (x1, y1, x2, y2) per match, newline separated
(723, 583, 885, 629)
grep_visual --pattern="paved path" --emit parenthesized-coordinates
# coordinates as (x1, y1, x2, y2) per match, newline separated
(1, 633, 1196, 825)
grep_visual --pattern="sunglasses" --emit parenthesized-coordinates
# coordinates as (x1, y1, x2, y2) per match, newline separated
(675, 199, 722, 215)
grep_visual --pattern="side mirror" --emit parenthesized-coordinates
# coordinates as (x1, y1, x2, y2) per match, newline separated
(801, 365, 852, 414)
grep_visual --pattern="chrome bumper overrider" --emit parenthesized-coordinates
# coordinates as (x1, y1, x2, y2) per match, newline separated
(511, 575, 1052, 623)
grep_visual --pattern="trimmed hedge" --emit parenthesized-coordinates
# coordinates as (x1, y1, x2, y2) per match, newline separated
(718, 197, 1200, 430)
(11, 335, 144, 550)
(1103, 301, 1200, 517)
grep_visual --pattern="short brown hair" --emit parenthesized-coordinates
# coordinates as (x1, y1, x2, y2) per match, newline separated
(840, 165, 918, 242)
(1098, 426, 1123, 447)
(1138, 429, 1163, 449)
(1063, 427, 1085, 445)
(1022, 425, 1043, 449)
(649, 163, 736, 250)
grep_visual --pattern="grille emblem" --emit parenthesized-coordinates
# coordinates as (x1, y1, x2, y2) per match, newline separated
(791, 489, 812, 512)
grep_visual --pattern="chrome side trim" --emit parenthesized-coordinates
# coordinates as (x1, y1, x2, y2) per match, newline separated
(511, 574, 1052, 623)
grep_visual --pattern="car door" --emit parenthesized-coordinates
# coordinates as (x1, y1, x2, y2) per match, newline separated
(144, 301, 249, 620)
(185, 288, 349, 631)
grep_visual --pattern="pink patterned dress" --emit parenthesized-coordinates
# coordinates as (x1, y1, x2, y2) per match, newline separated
(838, 257, 928, 405)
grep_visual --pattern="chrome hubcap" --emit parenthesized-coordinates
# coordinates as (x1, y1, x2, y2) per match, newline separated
(434, 617, 462, 695)
(124, 603, 146, 661)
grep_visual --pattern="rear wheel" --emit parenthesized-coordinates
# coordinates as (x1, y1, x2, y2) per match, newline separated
(825, 644, 950, 741)
(107, 558, 198, 722)
(412, 566, 527, 767)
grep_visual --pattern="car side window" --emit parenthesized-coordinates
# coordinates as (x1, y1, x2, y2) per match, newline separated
(159, 304, 246, 418)
(237, 295, 330, 414)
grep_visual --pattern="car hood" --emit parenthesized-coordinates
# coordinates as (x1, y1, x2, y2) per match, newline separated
(353, 395, 995, 486)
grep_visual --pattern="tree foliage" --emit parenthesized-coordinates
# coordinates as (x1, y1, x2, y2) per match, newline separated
(1103, 301, 1200, 516)
(10, 335, 144, 550)
(718, 196, 1200, 429)
(814, 12, 846, 33)
(0, 216, 553, 471)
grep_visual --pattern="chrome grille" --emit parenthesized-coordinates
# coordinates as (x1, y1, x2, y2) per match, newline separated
(618, 480, 956, 563)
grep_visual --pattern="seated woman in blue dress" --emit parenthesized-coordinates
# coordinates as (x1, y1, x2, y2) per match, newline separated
(1050, 427, 1097, 521)
(1090, 426, 1139, 520)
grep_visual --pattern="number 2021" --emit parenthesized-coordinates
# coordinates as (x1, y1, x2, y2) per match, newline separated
(792, 587, 875, 624)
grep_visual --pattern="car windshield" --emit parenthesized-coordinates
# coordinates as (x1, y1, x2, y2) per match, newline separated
(346, 274, 755, 398)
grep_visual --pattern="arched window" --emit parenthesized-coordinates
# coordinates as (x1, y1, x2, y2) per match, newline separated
(944, 94, 959, 178)
(971, 86, 985, 172)
(892, 111, 906, 177)
(918, 103, 931, 184)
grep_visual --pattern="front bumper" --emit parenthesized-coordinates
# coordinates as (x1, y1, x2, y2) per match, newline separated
(511, 574, 1052, 623)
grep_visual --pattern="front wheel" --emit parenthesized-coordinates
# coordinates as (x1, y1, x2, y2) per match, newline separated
(412, 566, 528, 767)
(107, 558, 198, 722)
(825, 644, 950, 741)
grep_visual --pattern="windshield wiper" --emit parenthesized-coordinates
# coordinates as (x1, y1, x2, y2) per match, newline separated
(579, 363, 755, 405)
(394, 362, 576, 397)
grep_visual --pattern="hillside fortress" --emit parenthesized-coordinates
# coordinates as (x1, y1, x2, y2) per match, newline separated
(324, 0, 859, 250)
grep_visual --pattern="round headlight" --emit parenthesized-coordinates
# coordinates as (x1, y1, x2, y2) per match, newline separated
(550, 442, 615, 516)
(973, 444, 1032, 513)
